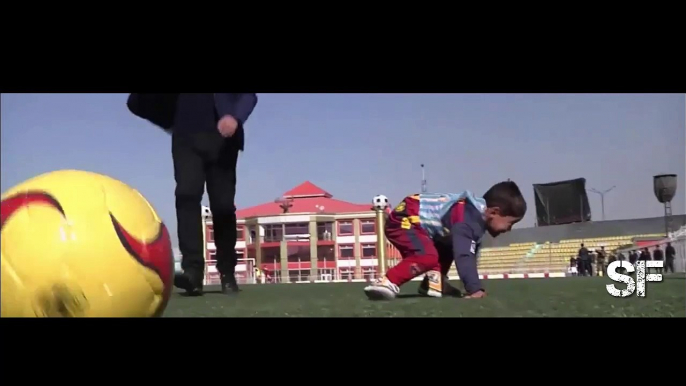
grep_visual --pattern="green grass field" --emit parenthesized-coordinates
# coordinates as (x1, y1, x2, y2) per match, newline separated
(164, 275, 686, 317)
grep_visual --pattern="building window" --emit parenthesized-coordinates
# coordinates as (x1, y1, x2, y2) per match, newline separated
(339, 244, 355, 260)
(284, 222, 309, 236)
(286, 245, 310, 263)
(288, 270, 311, 283)
(317, 222, 333, 240)
(207, 251, 217, 261)
(264, 224, 283, 243)
(360, 220, 376, 234)
(317, 246, 335, 261)
(362, 244, 376, 258)
(207, 225, 214, 242)
(261, 247, 280, 264)
(338, 221, 353, 236)
(318, 268, 335, 281)
(236, 226, 244, 241)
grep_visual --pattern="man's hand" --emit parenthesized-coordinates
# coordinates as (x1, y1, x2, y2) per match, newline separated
(218, 115, 238, 137)
(464, 290, 487, 299)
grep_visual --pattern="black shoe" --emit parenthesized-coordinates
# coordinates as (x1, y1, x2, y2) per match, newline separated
(221, 274, 241, 295)
(174, 270, 203, 296)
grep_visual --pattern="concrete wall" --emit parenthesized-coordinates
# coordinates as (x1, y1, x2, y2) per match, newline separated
(482, 215, 686, 247)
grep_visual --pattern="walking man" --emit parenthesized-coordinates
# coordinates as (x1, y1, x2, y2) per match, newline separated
(578, 243, 590, 276)
(127, 93, 258, 296)
(596, 246, 606, 276)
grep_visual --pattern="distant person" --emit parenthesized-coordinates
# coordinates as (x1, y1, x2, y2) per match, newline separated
(652, 246, 664, 274)
(638, 247, 651, 277)
(578, 243, 590, 276)
(569, 256, 578, 276)
(665, 242, 676, 274)
(596, 246, 606, 276)
(629, 250, 638, 265)
(576, 255, 583, 276)
(639, 248, 650, 262)
(614, 251, 629, 275)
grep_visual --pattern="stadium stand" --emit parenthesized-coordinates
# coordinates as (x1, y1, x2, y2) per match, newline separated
(476, 242, 535, 275)
(467, 214, 686, 275)
(475, 233, 664, 275)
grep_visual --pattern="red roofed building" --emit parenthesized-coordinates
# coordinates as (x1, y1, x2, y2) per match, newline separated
(202, 181, 400, 284)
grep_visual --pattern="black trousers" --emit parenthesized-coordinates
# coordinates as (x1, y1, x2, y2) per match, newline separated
(172, 130, 240, 277)
(665, 258, 675, 273)
(653, 259, 663, 274)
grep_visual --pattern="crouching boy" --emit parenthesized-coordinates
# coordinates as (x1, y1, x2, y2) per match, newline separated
(364, 180, 526, 300)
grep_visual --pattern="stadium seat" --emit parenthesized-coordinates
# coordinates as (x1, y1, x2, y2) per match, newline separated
(468, 233, 668, 275)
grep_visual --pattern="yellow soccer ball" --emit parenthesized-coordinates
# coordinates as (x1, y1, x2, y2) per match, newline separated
(1, 170, 173, 317)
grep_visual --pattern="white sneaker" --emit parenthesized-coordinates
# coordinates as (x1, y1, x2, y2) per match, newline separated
(364, 277, 400, 300)
(417, 270, 443, 298)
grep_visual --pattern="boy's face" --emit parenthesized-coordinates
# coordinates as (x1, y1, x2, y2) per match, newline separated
(484, 207, 522, 237)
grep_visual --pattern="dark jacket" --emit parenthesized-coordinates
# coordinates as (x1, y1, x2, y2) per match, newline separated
(126, 93, 258, 137)
(126, 93, 179, 130)
(666, 245, 675, 259)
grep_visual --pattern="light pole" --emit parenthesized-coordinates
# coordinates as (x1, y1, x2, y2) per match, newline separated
(421, 164, 427, 193)
(588, 186, 616, 221)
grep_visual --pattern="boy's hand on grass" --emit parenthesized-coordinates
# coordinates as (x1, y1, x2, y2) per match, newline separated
(464, 290, 487, 299)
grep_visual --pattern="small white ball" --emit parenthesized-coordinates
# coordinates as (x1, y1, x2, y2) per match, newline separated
(372, 195, 389, 210)
(201, 206, 212, 219)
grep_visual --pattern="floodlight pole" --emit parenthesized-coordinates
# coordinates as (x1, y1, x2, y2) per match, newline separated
(588, 186, 616, 221)
(421, 163, 427, 193)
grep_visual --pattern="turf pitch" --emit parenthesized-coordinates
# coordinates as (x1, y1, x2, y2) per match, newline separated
(164, 275, 685, 317)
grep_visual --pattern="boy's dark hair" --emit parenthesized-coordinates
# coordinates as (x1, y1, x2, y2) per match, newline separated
(483, 180, 527, 218)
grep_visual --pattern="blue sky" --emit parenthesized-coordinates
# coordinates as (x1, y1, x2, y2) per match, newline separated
(2, 93, 684, 246)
